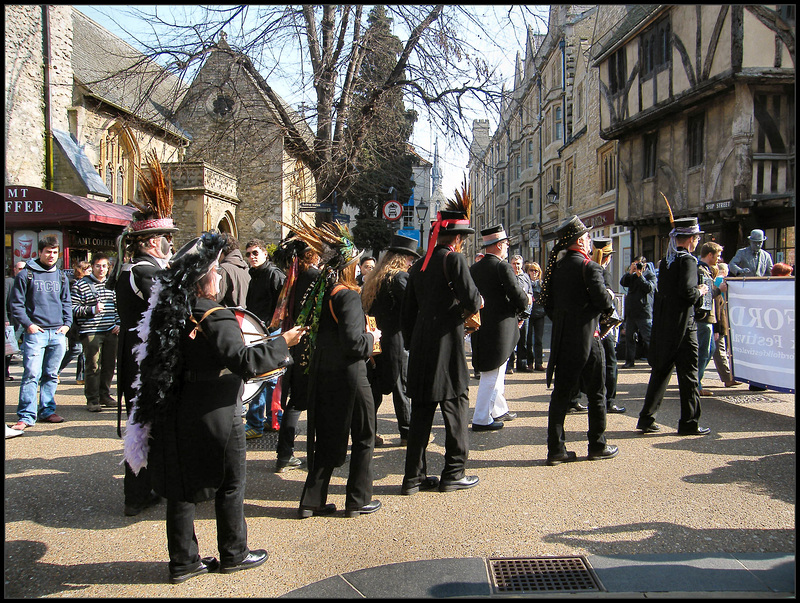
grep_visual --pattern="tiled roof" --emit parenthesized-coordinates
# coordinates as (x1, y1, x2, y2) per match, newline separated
(71, 8, 190, 140)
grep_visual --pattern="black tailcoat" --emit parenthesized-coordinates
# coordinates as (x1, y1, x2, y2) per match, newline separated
(648, 251, 703, 371)
(148, 298, 291, 502)
(546, 250, 614, 386)
(469, 254, 529, 372)
(402, 246, 482, 403)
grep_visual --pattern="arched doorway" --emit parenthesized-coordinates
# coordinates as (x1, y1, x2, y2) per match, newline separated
(216, 210, 237, 238)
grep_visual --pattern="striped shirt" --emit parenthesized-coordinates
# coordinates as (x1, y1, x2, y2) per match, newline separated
(72, 274, 119, 334)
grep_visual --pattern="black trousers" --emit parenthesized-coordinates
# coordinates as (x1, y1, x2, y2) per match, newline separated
(403, 392, 469, 489)
(276, 407, 302, 462)
(526, 315, 546, 367)
(300, 385, 375, 511)
(370, 350, 412, 440)
(602, 335, 618, 403)
(165, 419, 248, 573)
(548, 337, 608, 456)
(639, 325, 702, 431)
(509, 319, 529, 369)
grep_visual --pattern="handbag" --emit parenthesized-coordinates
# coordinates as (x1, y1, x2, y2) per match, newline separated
(5, 324, 19, 355)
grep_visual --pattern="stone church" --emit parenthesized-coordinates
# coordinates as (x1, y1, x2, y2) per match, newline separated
(5, 5, 314, 269)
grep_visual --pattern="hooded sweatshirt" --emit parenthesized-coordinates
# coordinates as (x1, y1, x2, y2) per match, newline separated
(10, 258, 72, 330)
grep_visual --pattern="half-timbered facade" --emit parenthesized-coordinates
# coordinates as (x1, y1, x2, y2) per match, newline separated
(594, 5, 795, 265)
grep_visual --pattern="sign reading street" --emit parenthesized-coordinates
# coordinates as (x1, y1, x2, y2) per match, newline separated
(382, 200, 403, 221)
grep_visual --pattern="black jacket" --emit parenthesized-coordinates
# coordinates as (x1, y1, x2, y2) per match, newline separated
(402, 246, 481, 403)
(545, 250, 614, 387)
(469, 254, 529, 372)
(620, 268, 657, 319)
(648, 250, 704, 370)
(246, 261, 285, 324)
(148, 297, 291, 502)
(367, 270, 409, 394)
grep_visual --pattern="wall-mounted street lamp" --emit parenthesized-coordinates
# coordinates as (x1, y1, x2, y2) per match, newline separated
(415, 201, 429, 251)
(546, 186, 558, 205)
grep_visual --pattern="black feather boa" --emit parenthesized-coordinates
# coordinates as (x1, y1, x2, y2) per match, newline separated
(129, 233, 227, 429)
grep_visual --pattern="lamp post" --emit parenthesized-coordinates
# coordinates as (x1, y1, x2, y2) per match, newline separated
(546, 186, 558, 205)
(415, 201, 429, 252)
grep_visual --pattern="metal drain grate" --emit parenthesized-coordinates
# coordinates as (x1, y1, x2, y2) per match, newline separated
(489, 556, 603, 593)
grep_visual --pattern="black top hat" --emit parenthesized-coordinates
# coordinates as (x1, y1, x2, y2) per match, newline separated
(480, 225, 510, 247)
(554, 215, 590, 245)
(167, 232, 227, 283)
(438, 210, 475, 235)
(387, 233, 421, 258)
(672, 217, 704, 235)
(592, 237, 614, 253)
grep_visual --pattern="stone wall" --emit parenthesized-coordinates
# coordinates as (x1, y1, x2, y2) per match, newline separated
(5, 5, 45, 186)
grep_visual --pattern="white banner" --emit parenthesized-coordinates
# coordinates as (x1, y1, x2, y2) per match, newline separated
(726, 277, 795, 393)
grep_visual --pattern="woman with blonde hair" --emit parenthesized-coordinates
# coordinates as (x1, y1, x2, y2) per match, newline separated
(524, 261, 547, 371)
(362, 234, 420, 447)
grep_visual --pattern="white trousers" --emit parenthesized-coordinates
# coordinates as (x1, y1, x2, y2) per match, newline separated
(472, 362, 510, 425)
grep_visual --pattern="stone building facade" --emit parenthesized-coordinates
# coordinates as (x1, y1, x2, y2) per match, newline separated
(173, 34, 316, 246)
(469, 4, 795, 285)
(5, 6, 316, 265)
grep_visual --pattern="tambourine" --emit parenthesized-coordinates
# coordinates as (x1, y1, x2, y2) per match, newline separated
(231, 307, 289, 403)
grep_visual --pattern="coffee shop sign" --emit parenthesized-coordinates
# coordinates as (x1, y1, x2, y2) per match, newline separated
(6, 188, 43, 213)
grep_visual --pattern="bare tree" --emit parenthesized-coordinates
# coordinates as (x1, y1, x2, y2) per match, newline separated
(88, 5, 548, 212)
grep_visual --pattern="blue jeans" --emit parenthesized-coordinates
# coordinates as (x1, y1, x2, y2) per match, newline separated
(17, 329, 67, 425)
(696, 322, 716, 389)
(245, 378, 279, 433)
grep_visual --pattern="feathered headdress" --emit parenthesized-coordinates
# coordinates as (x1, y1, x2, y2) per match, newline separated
(109, 150, 178, 288)
(421, 177, 476, 271)
(277, 218, 362, 370)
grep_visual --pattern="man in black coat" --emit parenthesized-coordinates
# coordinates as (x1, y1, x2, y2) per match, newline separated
(401, 210, 482, 495)
(637, 217, 711, 435)
(469, 226, 530, 431)
(243, 239, 286, 438)
(111, 217, 177, 516)
(619, 255, 656, 368)
(541, 216, 619, 466)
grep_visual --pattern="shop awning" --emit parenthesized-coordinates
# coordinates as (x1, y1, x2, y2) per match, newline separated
(5, 186, 135, 227)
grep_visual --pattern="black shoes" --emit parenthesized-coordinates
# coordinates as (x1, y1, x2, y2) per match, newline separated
(494, 412, 517, 422)
(546, 451, 577, 466)
(677, 426, 711, 436)
(637, 423, 661, 433)
(518, 366, 535, 373)
(566, 403, 588, 414)
(472, 420, 504, 432)
(534, 365, 546, 372)
(298, 503, 337, 519)
(439, 475, 480, 492)
(607, 403, 626, 414)
(588, 444, 619, 460)
(621, 362, 635, 368)
(401, 476, 440, 496)
(219, 549, 269, 574)
(169, 556, 220, 584)
(275, 456, 304, 473)
(345, 499, 382, 518)
(124, 492, 162, 517)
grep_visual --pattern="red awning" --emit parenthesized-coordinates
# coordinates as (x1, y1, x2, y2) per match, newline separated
(5, 185, 135, 227)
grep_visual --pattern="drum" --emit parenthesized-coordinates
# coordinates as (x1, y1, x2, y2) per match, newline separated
(231, 307, 289, 403)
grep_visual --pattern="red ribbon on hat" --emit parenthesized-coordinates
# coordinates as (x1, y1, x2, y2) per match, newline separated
(420, 213, 471, 271)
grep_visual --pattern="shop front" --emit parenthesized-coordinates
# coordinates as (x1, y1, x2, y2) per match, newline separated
(5, 185, 135, 275)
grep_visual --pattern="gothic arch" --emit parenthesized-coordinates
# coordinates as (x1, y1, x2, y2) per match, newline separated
(99, 120, 140, 205)
(216, 210, 237, 237)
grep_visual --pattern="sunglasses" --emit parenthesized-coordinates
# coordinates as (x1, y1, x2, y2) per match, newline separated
(245, 250, 262, 257)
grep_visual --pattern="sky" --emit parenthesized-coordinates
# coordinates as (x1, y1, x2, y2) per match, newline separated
(76, 5, 546, 201)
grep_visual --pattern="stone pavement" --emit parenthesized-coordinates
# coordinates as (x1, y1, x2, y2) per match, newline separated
(3, 327, 795, 598)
